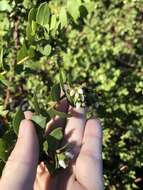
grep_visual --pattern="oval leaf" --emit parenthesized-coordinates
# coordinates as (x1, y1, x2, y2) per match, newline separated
(51, 83, 61, 102)
(13, 108, 25, 135)
(39, 44, 51, 56)
(48, 108, 69, 119)
(28, 8, 37, 24)
(50, 14, 57, 30)
(0, 1, 12, 12)
(32, 115, 47, 129)
(47, 127, 63, 151)
(36, 2, 50, 27)
(59, 7, 68, 29)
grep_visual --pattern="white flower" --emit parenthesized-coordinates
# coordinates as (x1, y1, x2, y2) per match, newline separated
(82, 102, 86, 107)
(65, 151, 74, 159)
(76, 102, 81, 109)
(78, 88, 83, 94)
(81, 94, 85, 102)
(59, 160, 67, 169)
(70, 89, 75, 96)
(75, 92, 79, 100)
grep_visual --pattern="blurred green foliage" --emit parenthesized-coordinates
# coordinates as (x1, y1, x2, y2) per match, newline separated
(0, 0, 143, 189)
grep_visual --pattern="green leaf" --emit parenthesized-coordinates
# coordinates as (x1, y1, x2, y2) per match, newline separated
(59, 69, 66, 90)
(50, 127, 63, 140)
(0, 139, 8, 161)
(3, 130, 16, 145)
(27, 8, 37, 39)
(36, 2, 51, 27)
(57, 152, 68, 169)
(51, 84, 61, 102)
(67, 0, 81, 22)
(33, 93, 41, 114)
(0, 0, 12, 12)
(23, 0, 32, 9)
(31, 21, 37, 35)
(47, 127, 63, 151)
(28, 8, 37, 24)
(0, 105, 8, 117)
(26, 24, 33, 41)
(17, 44, 28, 62)
(0, 75, 11, 88)
(50, 14, 57, 30)
(13, 108, 25, 135)
(59, 7, 68, 29)
(59, 70, 74, 105)
(28, 46, 35, 58)
(43, 140, 48, 153)
(32, 115, 47, 129)
(48, 108, 69, 119)
(39, 44, 51, 56)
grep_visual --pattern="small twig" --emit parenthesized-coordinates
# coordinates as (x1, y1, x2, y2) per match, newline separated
(13, 16, 19, 69)
(4, 88, 10, 109)
(17, 56, 29, 65)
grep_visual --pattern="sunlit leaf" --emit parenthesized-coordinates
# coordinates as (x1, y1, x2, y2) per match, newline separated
(36, 2, 50, 27)
(0, 105, 8, 117)
(39, 44, 51, 56)
(17, 44, 28, 62)
(67, 0, 81, 22)
(32, 115, 47, 129)
(0, 0, 12, 12)
(50, 14, 57, 30)
(0, 75, 11, 88)
(59, 7, 68, 29)
(28, 8, 37, 24)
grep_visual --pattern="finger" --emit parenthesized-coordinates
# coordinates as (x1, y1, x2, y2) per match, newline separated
(35, 162, 54, 190)
(34, 163, 46, 190)
(64, 107, 86, 156)
(46, 98, 69, 134)
(75, 119, 103, 190)
(24, 111, 33, 120)
(0, 119, 39, 190)
(34, 177, 40, 190)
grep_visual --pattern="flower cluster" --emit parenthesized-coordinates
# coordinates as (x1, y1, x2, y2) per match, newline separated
(69, 87, 86, 108)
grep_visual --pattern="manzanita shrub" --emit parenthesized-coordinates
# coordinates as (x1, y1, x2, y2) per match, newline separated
(0, 0, 143, 189)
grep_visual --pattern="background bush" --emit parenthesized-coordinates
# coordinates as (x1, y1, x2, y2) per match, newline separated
(0, 0, 143, 189)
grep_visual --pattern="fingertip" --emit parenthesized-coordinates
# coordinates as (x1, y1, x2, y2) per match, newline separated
(24, 111, 33, 120)
(68, 106, 86, 118)
(18, 119, 35, 138)
(85, 119, 102, 139)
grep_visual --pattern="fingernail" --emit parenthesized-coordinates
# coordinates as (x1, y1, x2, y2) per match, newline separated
(37, 163, 45, 174)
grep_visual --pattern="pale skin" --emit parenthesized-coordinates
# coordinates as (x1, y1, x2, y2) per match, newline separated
(0, 100, 103, 190)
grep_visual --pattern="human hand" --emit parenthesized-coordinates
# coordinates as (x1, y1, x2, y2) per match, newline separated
(0, 101, 103, 190)
(34, 100, 103, 190)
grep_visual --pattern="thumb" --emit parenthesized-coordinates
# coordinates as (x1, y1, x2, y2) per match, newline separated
(0, 119, 39, 190)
